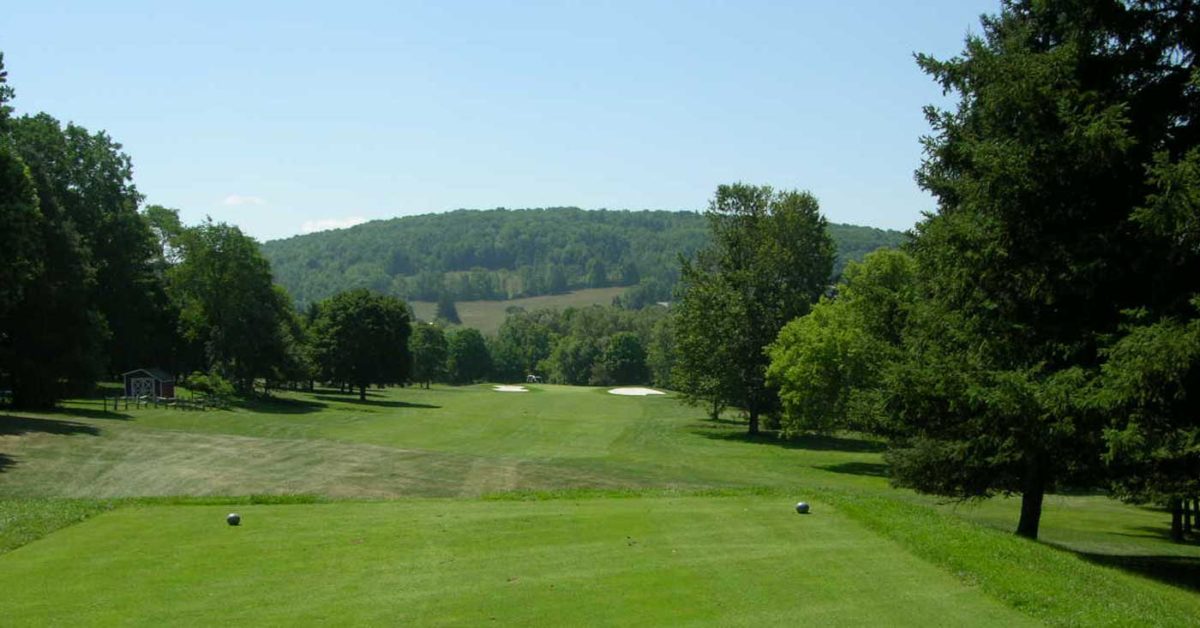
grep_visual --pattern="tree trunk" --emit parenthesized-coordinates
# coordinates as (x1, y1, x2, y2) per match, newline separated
(1185, 499, 1194, 535)
(359, 385, 367, 401)
(1171, 498, 1185, 542)
(1016, 459, 1045, 540)
(748, 408, 759, 436)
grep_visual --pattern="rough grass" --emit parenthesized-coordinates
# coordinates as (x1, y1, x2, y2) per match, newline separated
(830, 491, 1200, 626)
(0, 498, 115, 555)
(410, 286, 628, 333)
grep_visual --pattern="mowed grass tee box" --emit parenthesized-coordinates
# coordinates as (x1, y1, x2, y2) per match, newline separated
(2, 384, 1200, 625)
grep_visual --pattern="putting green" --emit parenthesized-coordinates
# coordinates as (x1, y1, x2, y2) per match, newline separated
(0, 496, 1034, 626)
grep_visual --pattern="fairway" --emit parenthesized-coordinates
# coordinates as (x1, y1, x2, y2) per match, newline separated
(4, 385, 1200, 625)
(0, 385, 881, 498)
(0, 496, 1034, 626)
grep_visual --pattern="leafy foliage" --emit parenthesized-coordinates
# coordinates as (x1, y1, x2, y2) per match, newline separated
(0, 145, 41, 324)
(8, 113, 166, 378)
(261, 208, 903, 307)
(446, 328, 491, 384)
(181, 371, 236, 405)
(767, 249, 916, 436)
(1, 112, 108, 406)
(170, 220, 296, 393)
(311, 289, 412, 400)
(673, 184, 835, 434)
(410, 323, 448, 388)
(596, 332, 648, 385)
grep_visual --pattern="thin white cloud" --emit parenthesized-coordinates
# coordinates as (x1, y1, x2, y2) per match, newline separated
(223, 194, 267, 206)
(301, 216, 368, 234)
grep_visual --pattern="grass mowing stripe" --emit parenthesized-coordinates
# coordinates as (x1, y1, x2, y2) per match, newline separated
(0, 499, 116, 555)
(828, 490, 1200, 626)
(0, 495, 329, 556)
(0, 497, 1035, 626)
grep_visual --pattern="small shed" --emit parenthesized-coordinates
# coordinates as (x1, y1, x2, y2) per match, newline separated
(122, 368, 175, 399)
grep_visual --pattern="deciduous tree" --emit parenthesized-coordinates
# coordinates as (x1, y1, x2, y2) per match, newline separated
(673, 184, 834, 434)
(170, 220, 294, 392)
(446, 328, 491, 384)
(597, 332, 647, 385)
(312, 289, 412, 400)
(767, 249, 916, 436)
(411, 323, 448, 388)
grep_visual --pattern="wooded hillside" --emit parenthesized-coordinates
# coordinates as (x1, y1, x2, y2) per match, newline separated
(261, 208, 905, 306)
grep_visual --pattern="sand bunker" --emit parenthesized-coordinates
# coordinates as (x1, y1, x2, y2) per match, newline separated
(608, 387, 666, 396)
(493, 385, 529, 392)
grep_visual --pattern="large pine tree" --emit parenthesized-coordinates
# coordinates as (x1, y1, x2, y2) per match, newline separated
(884, 0, 1200, 539)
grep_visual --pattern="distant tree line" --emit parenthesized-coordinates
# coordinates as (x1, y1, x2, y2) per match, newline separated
(408, 305, 670, 389)
(260, 207, 904, 308)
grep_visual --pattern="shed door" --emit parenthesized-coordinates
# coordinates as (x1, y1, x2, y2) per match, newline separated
(131, 377, 154, 397)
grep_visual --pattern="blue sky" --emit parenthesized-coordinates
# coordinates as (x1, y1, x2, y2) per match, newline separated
(2, 1, 997, 241)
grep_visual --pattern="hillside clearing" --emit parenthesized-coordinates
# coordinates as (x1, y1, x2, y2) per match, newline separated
(410, 287, 630, 333)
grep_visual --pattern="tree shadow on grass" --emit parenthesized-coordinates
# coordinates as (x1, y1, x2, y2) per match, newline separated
(816, 461, 890, 477)
(1110, 524, 1200, 543)
(233, 396, 328, 415)
(51, 406, 132, 420)
(0, 415, 100, 437)
(1075, 552, 1200, 593)
(692, 425, 885, 453)
(311, 395, 440, 409)
(0, 453, 14, 473)
(701, 416, 746, 426)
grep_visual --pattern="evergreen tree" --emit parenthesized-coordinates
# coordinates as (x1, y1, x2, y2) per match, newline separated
(436, 292, 461, 324)
(883, 0, 1200, 539)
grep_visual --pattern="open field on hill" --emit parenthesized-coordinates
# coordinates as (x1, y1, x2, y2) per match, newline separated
(409, 287, 629, 333)
(2, 385, 1200, 624)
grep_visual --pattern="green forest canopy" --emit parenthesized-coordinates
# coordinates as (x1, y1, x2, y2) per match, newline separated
(261, 207, 905, 306)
